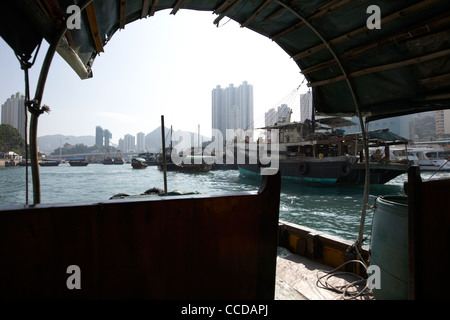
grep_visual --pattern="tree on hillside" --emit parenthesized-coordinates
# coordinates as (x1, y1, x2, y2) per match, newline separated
(0, 124, 25, 157)
(50, 143, 116, 155)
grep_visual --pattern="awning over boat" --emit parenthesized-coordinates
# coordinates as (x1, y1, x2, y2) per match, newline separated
(346, 129, 409, 145)
(367, 129, 409, 144)
(315, 117, 356, 128)
(1, 0, 450, 121)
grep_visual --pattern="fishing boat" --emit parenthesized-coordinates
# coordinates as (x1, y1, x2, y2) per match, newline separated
(157, 126, 212, 173)
(102, 150, 114, 165)
(237, 118, 411, 185)
(175, 155, 213, 173)
(157, 149, 213, 173)
(113, 150, 124, 165)
(136, 152, 158, 166)
(390, 147, 450, 172)
(131, 157, 148, 169)
(17, 159, 31, 166)
(68, 158, 89, 166)
(39, 159, 60, 166)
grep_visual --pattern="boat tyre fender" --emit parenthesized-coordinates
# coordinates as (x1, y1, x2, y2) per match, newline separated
(299, 162, 308, 175)
(257, 160, 271, 168)
(339, 162, 353, 177)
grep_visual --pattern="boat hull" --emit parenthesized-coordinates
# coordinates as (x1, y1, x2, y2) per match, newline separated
(113, 158, 124, 165)
(39, 160, 60, 166)
(69, 161, 89, 166)
(238, 158, 408, 185)
(131, 158, 148, 169)
(102, 160, 114, 165)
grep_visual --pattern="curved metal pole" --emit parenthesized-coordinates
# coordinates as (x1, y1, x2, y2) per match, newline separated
(273, 1, 371, 249)
(29, 0, 93, 204)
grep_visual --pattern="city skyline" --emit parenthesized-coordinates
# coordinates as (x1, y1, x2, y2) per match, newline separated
(0, 10, 305, 145)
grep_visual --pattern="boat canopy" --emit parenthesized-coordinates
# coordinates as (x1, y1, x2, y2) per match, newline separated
(346, 128, 409, 146)
(315, 117, 357, 128)
(1, 1, 450, 121)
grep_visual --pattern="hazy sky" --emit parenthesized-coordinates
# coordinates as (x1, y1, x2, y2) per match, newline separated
(1, 9, 307, 145)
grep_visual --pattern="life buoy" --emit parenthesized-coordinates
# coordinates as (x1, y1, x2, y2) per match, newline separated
(339, 162, 353, 177)
(299, 162, 308, 175)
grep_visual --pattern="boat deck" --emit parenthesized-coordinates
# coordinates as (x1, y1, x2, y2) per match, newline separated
(275, 247, 373, 300)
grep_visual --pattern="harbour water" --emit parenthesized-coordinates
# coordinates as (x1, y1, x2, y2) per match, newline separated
(1, 164, 448, 242)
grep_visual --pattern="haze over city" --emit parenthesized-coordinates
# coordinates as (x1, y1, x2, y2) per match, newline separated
(0, 9, 307, 145)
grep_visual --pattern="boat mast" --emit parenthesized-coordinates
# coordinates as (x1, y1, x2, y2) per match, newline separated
(311, 90, 315, 134)
(161, 116, 168, 195)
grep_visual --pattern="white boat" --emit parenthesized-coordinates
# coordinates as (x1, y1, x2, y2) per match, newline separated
(390, 147, 450, 172)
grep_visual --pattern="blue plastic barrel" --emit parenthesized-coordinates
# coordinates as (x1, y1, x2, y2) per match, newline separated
(370, 196, 408, 300)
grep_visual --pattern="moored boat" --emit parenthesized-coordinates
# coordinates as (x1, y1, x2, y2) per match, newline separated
(102, 157, 114, 164)
(113, 150, 124, 165)
(131, 157, 148, 169)
(237, 119, 411, 185)
(17, 159, 31, 166)
(176, 156, 213, 173)
(68, 158, 89, 166)
(102, 150, 114, 164)
(390, 146, 450, 172)
(39, 159, 60, 166)
(157, 151, 213, 173)
(136, 152, 158, 166)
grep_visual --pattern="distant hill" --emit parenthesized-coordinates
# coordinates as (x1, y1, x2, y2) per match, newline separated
(37, 134, 95, 155)
(145, 126, 211, 152)
(37, 128, 210, 155)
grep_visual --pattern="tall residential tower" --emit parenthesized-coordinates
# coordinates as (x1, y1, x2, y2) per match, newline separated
(1, 92, 29, 139)
(212, 81, 254, 138)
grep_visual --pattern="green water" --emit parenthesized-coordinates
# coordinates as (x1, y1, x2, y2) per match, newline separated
(1, 164, 448, 241)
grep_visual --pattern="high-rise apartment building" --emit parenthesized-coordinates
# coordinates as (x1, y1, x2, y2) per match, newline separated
(264, 104, 292, 126)
(136, 132, 145, 152)
(118, 138, 124, 152)
(123, 134, 135, 153)
(445, 110, 450, 135)
(265, 108, 277, 127)
(1, 92, 29, 139)
(300, 90, 313, 123)
(104, 129, 112, 147)
(277, 104, 292, 123)
(212, 81, 254, 139)
(95, 126, 112, 147)
(95, 126, 104, 146)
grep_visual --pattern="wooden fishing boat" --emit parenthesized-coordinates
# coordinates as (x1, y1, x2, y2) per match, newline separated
(68, 158, 89, 166)
(131, 157, 148, 169)
(237, 119, 411, 185)
(39, 159, 60, 166)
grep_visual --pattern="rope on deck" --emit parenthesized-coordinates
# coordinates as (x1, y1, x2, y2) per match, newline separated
(316, 246, 374, 300)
